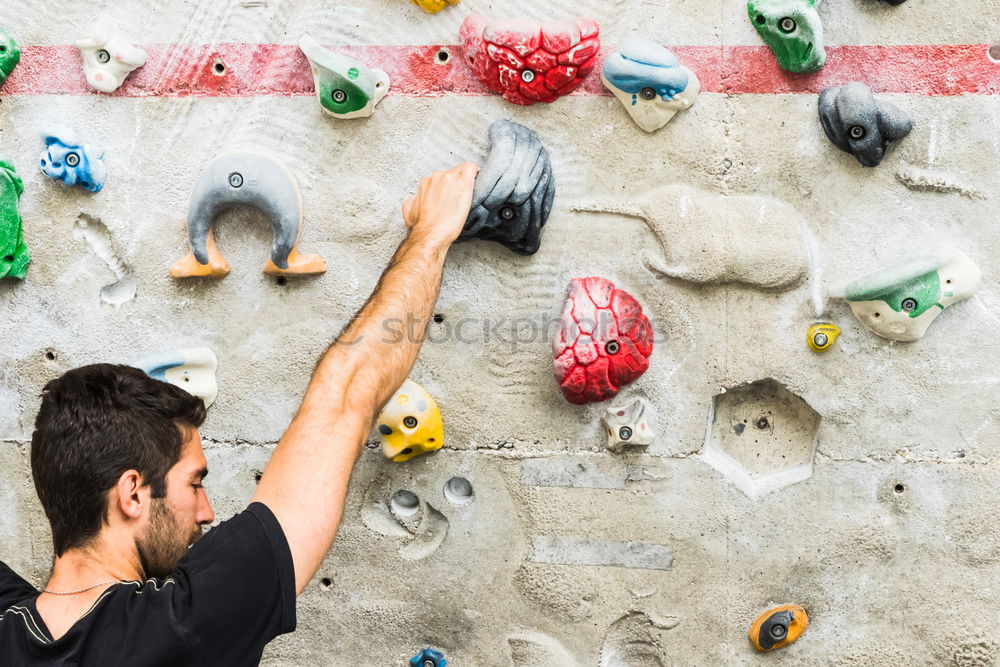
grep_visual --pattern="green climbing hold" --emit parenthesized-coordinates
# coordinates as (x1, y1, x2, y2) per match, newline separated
(845, 255, 941, 319)
(0, 26, 21, 88)
(747, 0, 826, 74)
(299, 34, 390, 120)
(0, 161, 30, 281)
(841, 247, 981, 342)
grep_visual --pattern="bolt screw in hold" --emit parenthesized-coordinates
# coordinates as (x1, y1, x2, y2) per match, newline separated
(403, 416, 418, 429)
(605, 340, 620, 355)
(228, 172, 243, 188)
(65, 153, 80, 167)
(97, 49, 111, 64)
(332, 89, 347, 103)
(901, 297, 917, 312)
(521, 69, 535, 83)
(619, 426, 633, 441)
(640, 87, 657, 100)
(813, 332, 828, 348)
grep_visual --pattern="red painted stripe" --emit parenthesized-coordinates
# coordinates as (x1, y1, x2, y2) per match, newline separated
(3, 43, 998, 98)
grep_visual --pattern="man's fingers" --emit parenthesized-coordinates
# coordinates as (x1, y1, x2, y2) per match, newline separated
(402, 197, 415, 227)
(454, 161, 480, 182)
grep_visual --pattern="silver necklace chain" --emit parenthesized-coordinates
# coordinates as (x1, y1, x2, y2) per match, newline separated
(40, 580, 121, 596)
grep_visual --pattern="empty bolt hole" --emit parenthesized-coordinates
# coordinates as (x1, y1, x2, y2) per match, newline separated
(44, 350, 56, 361)
(444, 476, 474, 504)
(989, 43, 1000, 63)
(275, 276, 288, 286)
(253, 470, 263, 483)
(212, 58, 226, 76)
(320, 577, 332, 589)
(390, 489, 419, 517)
(435, 48, 451, 65)
(433, 313, 445, 324)
(894, 483, 906, 494)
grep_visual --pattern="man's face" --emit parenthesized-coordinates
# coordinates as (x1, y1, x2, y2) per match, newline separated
(135, 428, 215, 578)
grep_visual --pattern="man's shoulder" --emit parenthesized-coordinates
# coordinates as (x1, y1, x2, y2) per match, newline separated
(0, 561, 37, 611)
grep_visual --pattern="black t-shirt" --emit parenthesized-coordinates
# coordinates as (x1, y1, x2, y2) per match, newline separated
(0, 502, 296, 666)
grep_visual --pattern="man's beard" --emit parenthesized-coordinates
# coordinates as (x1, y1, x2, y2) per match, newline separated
(135, 498, 202, 579)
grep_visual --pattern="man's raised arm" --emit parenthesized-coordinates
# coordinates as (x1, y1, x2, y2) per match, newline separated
(252, 163, 479, 594)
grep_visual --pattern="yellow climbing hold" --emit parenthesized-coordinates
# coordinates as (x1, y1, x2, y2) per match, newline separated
(375, 379, 444, 462)
(410, 0, 461, 14)
(807, 322, 841, 352)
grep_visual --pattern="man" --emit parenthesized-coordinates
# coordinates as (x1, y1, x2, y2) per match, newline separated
(0, 162, 479, 665)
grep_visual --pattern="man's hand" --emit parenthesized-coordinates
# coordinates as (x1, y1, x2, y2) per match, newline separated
(402, 162, 479, 248)
(251, 163, 478, 595)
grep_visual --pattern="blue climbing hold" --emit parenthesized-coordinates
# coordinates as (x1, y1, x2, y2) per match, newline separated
(39, 125, 106, 192)
(409, 648, 446, 667)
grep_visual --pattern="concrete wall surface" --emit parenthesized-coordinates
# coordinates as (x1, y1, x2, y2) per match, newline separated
(1, 0, 999, 664)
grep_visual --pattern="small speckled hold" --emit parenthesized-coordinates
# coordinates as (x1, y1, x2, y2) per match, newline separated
(601, 397, 655, 453)
(819, 82, 913, 167)
(460, 120, 554, 255)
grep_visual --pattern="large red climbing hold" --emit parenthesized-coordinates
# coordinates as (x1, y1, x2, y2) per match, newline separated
(460, 14, 601, 106)
(553, 277, 654, 405)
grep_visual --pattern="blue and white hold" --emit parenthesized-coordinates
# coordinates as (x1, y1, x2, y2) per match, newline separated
(136, 347, 219, 407)
(39, 125, 107, 192)
(601, 38, 700, 133)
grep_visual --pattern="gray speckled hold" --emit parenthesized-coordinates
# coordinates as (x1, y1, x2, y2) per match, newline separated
(460, 120, 555, 256)
(170, 150, 326, 278)
(818, 82, 913, 167)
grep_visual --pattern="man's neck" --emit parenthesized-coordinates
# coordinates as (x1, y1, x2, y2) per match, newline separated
(45, 536, 142, 593)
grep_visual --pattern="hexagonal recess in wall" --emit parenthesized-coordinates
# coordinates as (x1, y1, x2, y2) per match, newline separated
(701, 378, 820, 497)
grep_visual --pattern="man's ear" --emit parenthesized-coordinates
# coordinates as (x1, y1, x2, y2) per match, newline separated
(113, 470, 149, 520)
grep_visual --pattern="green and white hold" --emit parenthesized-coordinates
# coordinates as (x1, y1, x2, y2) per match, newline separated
(0, 160, 29, 281)
(838, 247, 981, 342)
(299, 34, 390, 120)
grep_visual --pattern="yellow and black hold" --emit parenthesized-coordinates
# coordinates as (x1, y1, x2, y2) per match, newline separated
(375, 378, 444, 462)
(807, 322, 841, 352)
(748, 604, 809, 651)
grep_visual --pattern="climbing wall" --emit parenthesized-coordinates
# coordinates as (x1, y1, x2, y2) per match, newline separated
(2, 0, 1000, 664)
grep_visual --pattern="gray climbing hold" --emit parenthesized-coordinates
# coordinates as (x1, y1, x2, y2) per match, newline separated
(818, 82, 913, 167)
(460, 120, 555, 256)
(170, 151, 326, 278)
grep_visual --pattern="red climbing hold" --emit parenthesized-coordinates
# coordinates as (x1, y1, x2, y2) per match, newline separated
(553, 277, 653, 405)
(460, 14, 601, 106)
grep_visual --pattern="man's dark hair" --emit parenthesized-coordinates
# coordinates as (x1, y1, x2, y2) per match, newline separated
(30, 364, 207, 557)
